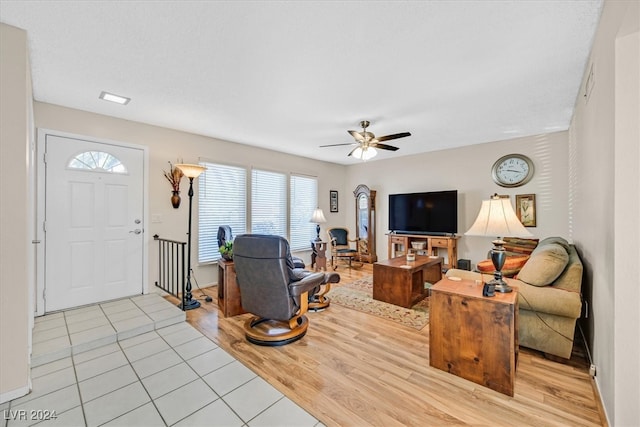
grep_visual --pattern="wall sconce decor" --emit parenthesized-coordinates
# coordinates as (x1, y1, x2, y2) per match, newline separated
(164, 161, 184, 208)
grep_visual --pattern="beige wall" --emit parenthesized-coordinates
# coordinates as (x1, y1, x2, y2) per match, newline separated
(0, 24, 32, 402)
(344, 132, 570, 265)
(35, 102, 573, 282)
(569, 0, 639, 424)
(34, 102, 349, 287)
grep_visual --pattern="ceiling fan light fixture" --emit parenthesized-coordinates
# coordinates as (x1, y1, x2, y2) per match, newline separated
(352, 146, 377, 161)
(319, 119, 409, 159)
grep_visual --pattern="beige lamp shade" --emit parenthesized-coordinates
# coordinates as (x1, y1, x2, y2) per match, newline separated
(310, 208, 327, 224)
(175, 163, 206, 179)
(465, 196, 533, 238)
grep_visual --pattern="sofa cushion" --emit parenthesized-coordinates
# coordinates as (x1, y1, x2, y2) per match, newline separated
(510, 278, 582, 318)
(476, 255, 529, 277)
(517, 243, 569, 286)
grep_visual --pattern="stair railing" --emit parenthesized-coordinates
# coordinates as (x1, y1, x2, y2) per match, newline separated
(153, 234, 186, 310)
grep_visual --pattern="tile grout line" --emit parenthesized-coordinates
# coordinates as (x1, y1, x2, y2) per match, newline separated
(17, 309, 92, 427)
(95, 339, 169, 427)
(154, 327, 313, 427)
(65, 323, 212, 425)
(152, 325, 265, 426)
(20, 296, 180, 426)
(153, 327, 226, 426)
(156, 324, 320, 426)
(17, 298, 318, 426)
(69, 347, 89, 427)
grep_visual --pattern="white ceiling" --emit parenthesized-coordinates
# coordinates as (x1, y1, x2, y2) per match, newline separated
(1, 1, 603, 165)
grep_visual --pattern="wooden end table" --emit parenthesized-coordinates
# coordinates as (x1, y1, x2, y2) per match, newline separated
(311, 240, 328, 271)
(429, 277, 518, 396)
(372, 255, 443, 308)
(217, 259, 246, 317)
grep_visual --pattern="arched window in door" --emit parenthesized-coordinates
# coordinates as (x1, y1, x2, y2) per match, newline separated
(68, 151, 127, 174)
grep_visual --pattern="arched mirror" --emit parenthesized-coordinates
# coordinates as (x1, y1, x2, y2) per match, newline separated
(354, 184, 377, 263)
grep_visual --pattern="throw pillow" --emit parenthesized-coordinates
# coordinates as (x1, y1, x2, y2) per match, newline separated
(517, 243, 569, 286)
(536, 236, 571, 252)
(503, 237, 539, 255)
(477, 255, 529, 277)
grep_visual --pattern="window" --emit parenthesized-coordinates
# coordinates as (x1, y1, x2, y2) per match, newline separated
(251, 169, 286, 237)
(198, 163, 319, 262)
(289, 174, 317, 251)
(68, 151, 127, 173)
(198, 163, 246, 263)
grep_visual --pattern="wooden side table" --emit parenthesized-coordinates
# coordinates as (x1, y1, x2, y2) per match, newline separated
(429, 277, 518, 396)
(311, 240, 328, 271)
(217, 259, 246, 317)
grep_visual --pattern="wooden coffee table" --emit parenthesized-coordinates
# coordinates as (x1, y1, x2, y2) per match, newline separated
(429, 277, 518, 396)
(372, 255, 443, 308)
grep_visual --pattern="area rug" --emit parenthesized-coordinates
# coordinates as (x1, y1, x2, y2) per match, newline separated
(326, 275, 430, 330)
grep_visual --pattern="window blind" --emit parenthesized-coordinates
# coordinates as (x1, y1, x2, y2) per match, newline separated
(289, 174, 317, 251)
(198, 162, 247, 263)
(251, 169, 286, 238)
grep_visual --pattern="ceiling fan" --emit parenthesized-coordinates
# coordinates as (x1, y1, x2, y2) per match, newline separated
(320, 120, 411, 160)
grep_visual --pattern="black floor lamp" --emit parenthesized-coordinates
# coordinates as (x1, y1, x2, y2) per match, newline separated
(175, 163, 206, 310)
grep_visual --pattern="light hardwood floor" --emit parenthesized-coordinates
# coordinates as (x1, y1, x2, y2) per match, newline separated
(170, 264, 605, 426)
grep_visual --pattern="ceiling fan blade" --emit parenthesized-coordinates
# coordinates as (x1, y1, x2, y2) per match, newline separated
(348, 130, 365, 142)
(370, 143, 399, 151)
(376, 132, 411, 142)
(319, 142, 358, 148)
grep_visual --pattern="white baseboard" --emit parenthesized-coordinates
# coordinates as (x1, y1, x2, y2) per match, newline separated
(579, 324, 611, 426)
(0, 384, 31, 405)
(592, 375, 611, 426)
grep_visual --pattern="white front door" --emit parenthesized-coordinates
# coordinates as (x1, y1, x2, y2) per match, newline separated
(44, 134, 145, 311)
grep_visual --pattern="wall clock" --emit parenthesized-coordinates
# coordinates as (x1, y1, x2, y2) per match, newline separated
(491, 154, 534, 187)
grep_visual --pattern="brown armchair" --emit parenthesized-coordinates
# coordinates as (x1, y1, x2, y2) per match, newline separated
(233, 234, 327, 346)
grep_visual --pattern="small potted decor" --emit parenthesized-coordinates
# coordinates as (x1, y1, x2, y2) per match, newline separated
(164, 161, 184, 208)
(219, 241, 233, 261)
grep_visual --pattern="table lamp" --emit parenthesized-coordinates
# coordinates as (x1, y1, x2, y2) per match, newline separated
(465, 194, 533, 293)
(309, 208, 327, 241)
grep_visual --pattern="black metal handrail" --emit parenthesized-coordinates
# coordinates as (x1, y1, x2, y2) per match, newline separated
(153, 234, 186, 310)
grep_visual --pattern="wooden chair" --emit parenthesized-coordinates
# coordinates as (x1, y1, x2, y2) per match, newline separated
(327, 227, 360, 270)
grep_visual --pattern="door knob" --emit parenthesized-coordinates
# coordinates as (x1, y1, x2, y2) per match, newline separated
(129, 229, 142, 234)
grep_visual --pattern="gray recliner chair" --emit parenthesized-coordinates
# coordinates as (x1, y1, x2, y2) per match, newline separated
(233, 234, 328, 346)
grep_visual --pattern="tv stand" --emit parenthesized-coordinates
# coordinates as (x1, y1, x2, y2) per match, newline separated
(394, 231, 452, 237)
(387, 233, 459, 270)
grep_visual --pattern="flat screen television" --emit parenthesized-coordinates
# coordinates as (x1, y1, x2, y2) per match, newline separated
(389, 190, 458, 235)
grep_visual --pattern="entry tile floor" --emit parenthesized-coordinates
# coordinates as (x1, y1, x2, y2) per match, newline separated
(3, 295, 321, 427)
